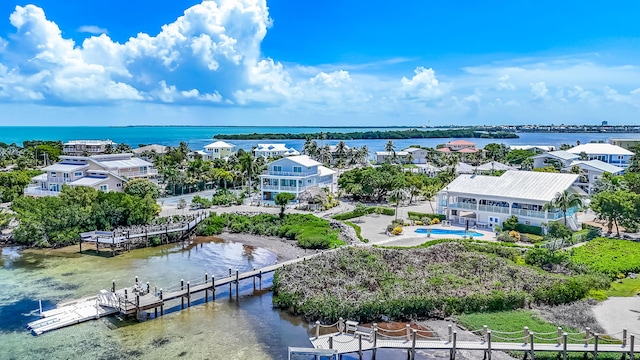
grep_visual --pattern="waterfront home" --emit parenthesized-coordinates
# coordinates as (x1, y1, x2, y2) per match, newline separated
(567, 143, 634, 168)
(63, 140, 115, 156)
(437, 171, 581, 230)
(259, 155, 336, 203)
(253, 144, 300, 158)
(509, 145, 556, 154)
(475, 161, 515, 174)
(437, 140, 479, 153)
(564, 160, 624, 194)
(25, 154, 156, 197)
(203, 141, 235, 160)
(532, 150, 579, 169)
(403, 147, 430, 164)
(609, 138, 640, 151)
(375, 151, 409, 164)
(132, 144, 169, 158)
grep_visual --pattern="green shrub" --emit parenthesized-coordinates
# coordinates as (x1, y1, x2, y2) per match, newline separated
(407, 211, 446, 221)
(196, 213, 345, 249)
(571, 238, 640, 278)
(332, 206, 395, 220)
(344, 221, 368, 243)
(515, 223, 543, 235)
(525, 248, 569, 268)
(502, 215, 519, 231)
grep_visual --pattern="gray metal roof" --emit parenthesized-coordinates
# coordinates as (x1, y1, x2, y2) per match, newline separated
(569, 160, 625, 174)
(536, 150, 580, 161)
(42, 163, 89, 172)
(69, 177, 108, 186)
(443, 170, 579, 202)
(476, 161, 515, 171)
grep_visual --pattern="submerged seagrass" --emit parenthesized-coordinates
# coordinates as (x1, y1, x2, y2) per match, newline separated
(273, 243, 607, 322)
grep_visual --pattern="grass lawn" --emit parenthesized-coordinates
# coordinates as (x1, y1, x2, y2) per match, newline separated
(456, 310, 581, 342)
(606, 277, 640, 297)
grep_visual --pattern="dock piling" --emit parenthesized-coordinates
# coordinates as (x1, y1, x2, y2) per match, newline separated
(631, 334, 635, 360)
(451, 331, 457, 360)
(235, 269, 239, 298)
(39, 300, 42, 317)
(412, 330, 417, 360)
(562, 332, 567, 360)
(205, 273, 209, 302)
(486, 331, 492, 360)
(181, 279, 184, 309)
(406, 324, 411, 341)
(624, 329, 628, 347)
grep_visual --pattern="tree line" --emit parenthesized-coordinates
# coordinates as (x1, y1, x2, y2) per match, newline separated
(214, 128, 518, 140)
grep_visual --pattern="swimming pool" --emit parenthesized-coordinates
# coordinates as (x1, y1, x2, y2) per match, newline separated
(414, 228, 483, 237)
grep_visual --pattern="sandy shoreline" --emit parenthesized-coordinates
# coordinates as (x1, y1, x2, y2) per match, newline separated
(210, 232, 317, 262)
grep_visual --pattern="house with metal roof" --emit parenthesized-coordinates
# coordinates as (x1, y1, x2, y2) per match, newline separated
(567, 143, 634, 168)
(532, 150, 580, 169)
(437, 171, 582, 230)
(62, 140, 115, 156)
(24, 154, 155, 197)
(202, 141, 235, 160)
(564, 160, 625, 194)
(259, 155, 336, 204)
(253, 144, 300, 158)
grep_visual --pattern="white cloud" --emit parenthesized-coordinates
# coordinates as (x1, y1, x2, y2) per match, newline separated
(400, 67, 446, 99)
(77, 25, 108, 34)
(497, 74, 516, 91)
(530, 82, 548, 99)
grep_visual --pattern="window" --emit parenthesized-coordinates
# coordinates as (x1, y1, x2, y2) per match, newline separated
(214, 149, 219, 153)
(273, 165, 282, 172)
(99, 185, 108, 192)
(74, 172, 83, 177)
(116, 183, 122, 188)
(50, 172, 57, 177)
(63, 173, 69, 179)
(293, 166, 302, 173)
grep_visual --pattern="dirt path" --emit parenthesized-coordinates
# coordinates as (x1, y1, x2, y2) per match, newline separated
(593, 297, 640, 338)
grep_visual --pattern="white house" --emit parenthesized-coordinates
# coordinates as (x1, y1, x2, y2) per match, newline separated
(203, 141, 235, 160)
(475, 161, 516, 174)
(510, 145, 556, 154)
(63, 140, 115, 156)
(567, 143, 634, 168)
(259, 155, 336, 203)
(253, 144, 300, 158)
(437, 171, 581, 230)
(532, 150, 579, 169)
(564, 160, 625, 194)
(403, 147, 430, 164)
(25, 154, 155, 197)
(375, 151, 409, 164)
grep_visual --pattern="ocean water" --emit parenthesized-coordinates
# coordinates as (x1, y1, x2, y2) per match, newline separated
(1, 126, 638, 154)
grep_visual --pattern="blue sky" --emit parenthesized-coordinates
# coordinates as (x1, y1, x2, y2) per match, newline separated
(0, 0, 639, 126)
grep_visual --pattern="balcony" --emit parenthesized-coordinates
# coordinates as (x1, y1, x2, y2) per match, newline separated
(24, 187, 60, 197)
(48, 177, 74, 184)
(261, 185, 305, 192)
(118, 169, 158, 178)
(478, 204, 510, 214)
(511, 208, 546, 218)
(262, 170, 315, 177)
(448, 202, 477, 211)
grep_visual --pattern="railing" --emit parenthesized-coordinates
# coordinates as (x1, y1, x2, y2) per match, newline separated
(448, 202, 477, 211)
(511, 208, 546, 218)
(478, 204, 510, 213)
(47, 177, 74, 184)
(262, 171, 315, 177)
(24, 187, 60, 196)
(118, 169, 158, 178)
(261, 185, 304, 192)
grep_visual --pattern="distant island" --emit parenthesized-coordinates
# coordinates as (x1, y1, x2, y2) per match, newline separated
(213, 128, 519, 140)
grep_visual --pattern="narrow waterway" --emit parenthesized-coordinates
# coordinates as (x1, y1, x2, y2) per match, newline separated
(0, 238, 429, 360)
(0, 237, 320, 360)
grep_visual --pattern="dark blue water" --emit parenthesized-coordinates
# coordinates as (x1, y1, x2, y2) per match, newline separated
(1, 126, 637, 154)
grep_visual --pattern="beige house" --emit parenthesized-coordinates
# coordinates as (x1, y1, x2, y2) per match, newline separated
(203, 141, 235, 160)
(63, 140, 115, 156)
(25, 154, 155, 197)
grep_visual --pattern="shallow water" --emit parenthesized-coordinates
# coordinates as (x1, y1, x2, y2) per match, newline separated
(0, 239, 424, 360)
(0, 238, 318, 360)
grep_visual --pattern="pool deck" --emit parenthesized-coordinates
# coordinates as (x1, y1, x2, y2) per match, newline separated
(371, 224, 498, 247)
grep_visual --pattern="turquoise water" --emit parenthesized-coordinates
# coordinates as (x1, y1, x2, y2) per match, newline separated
(415, 228, 483, 237)
(1, 126, 637, 154)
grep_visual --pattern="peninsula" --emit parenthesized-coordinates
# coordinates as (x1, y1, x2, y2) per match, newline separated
(213, 128, 518, 140)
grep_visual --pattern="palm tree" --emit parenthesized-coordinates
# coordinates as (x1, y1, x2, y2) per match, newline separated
(421, 185, 439, 213)
(384, 141, 396, 163)
(544, 190, 583, 227)
(388, 188, 405, 220)
(238, 151, 257, 198)
(335, 141, 348, 163)
(358, 146, 370, 165)
(521, 157, 534, 171)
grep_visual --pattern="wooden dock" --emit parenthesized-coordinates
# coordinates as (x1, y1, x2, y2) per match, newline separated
(305, 321, 637, 360)
(78, 212, 209, 255)
(28, 252, 325, 335)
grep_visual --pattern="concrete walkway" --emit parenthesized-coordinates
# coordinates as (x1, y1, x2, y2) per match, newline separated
(593, 297, 640, 338)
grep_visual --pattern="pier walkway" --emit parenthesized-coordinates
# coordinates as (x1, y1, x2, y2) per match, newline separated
(78, 212, 209, 255)
(303, 320, 636, 360)
(27, 251, 325, 335)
